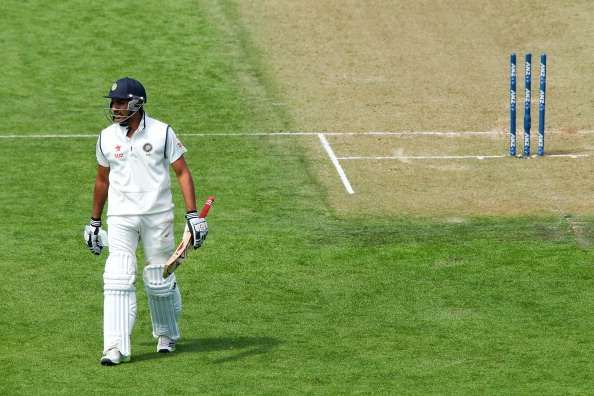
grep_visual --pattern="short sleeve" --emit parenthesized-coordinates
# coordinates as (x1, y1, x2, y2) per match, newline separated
(165, 126, 187, 164)
(96, 134, 109, 167)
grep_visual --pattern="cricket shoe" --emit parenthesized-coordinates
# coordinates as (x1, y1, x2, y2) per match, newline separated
(100, 348, 130, 366)
(157, 336, 176, 353)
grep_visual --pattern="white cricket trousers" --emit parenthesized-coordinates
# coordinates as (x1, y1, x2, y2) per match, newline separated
(103, 210, 182, 357)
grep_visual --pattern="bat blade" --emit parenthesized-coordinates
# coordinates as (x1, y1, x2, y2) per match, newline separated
(162, 230, 192, 278)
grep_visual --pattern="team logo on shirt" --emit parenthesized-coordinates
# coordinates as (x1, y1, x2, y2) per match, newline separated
(143, 143, 153, 153)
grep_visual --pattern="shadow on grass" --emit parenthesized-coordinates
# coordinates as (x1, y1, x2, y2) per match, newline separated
(132, 336, 282, 364)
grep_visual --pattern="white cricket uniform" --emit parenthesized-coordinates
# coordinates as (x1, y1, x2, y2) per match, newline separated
(96, 113, 186, 215)
(96, 113, 187, 357)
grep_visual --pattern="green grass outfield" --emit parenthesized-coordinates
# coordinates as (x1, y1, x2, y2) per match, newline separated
(1, 1, 594, 394)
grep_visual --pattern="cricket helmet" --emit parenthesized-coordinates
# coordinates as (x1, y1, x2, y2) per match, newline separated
(105, 77, 147, 125)
(106, 77, 147, 106)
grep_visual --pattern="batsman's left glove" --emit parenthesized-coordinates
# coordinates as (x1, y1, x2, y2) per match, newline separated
(185, 211, 208, 249)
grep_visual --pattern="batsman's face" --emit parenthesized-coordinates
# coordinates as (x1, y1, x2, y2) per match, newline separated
(110, 99, 130, 123)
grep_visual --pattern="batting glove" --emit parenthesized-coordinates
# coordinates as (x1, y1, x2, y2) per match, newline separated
(185, 211, 208, 249)
(84, 218, 105, 255)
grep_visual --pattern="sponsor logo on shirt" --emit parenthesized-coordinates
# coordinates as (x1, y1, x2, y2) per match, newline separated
(114, 144, 124, 159)
(143, 143, 153, 153)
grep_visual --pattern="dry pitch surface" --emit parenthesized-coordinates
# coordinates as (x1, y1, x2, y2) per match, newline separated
(235, 0, 594, 216)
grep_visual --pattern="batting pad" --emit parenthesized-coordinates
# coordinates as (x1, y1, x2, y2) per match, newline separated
(143, 264, 182, 340)
(103, 252, 137, 357)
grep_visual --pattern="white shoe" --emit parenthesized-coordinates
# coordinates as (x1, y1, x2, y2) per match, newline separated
(157, 336, 176, 353)
(100, 348, 130, 365)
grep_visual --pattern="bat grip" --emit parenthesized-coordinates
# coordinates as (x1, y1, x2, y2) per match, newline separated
(198, 195, 216, 218)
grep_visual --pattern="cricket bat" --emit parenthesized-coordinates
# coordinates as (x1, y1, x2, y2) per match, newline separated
(163, 196, 215, 278)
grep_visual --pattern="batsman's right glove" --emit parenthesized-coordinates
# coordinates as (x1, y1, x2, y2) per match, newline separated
(83, 218, 106, 255)
(185, 211, 208, 249)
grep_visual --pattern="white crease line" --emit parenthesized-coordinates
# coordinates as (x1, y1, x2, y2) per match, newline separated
(330, 131, 499, 136)
(318, 133, 355, 194)
(0, 132, 318, 139)
(0, 134, 97, 138)
(3, 129, 594, 138)
(338, 154, 590, 160)
(183, 132, 317, 136)
(338, 155, 504, 160)
(546, 154, 590, 158)
(0, 131, 489, 138)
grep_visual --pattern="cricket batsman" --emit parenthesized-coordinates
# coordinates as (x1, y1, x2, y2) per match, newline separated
(83, 77, 208, 365)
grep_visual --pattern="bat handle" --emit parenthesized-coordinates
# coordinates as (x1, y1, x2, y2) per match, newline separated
(198, 195, 216, 218)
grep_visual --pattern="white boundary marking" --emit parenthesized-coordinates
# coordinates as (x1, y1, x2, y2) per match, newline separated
(318, 133, 354, 194)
